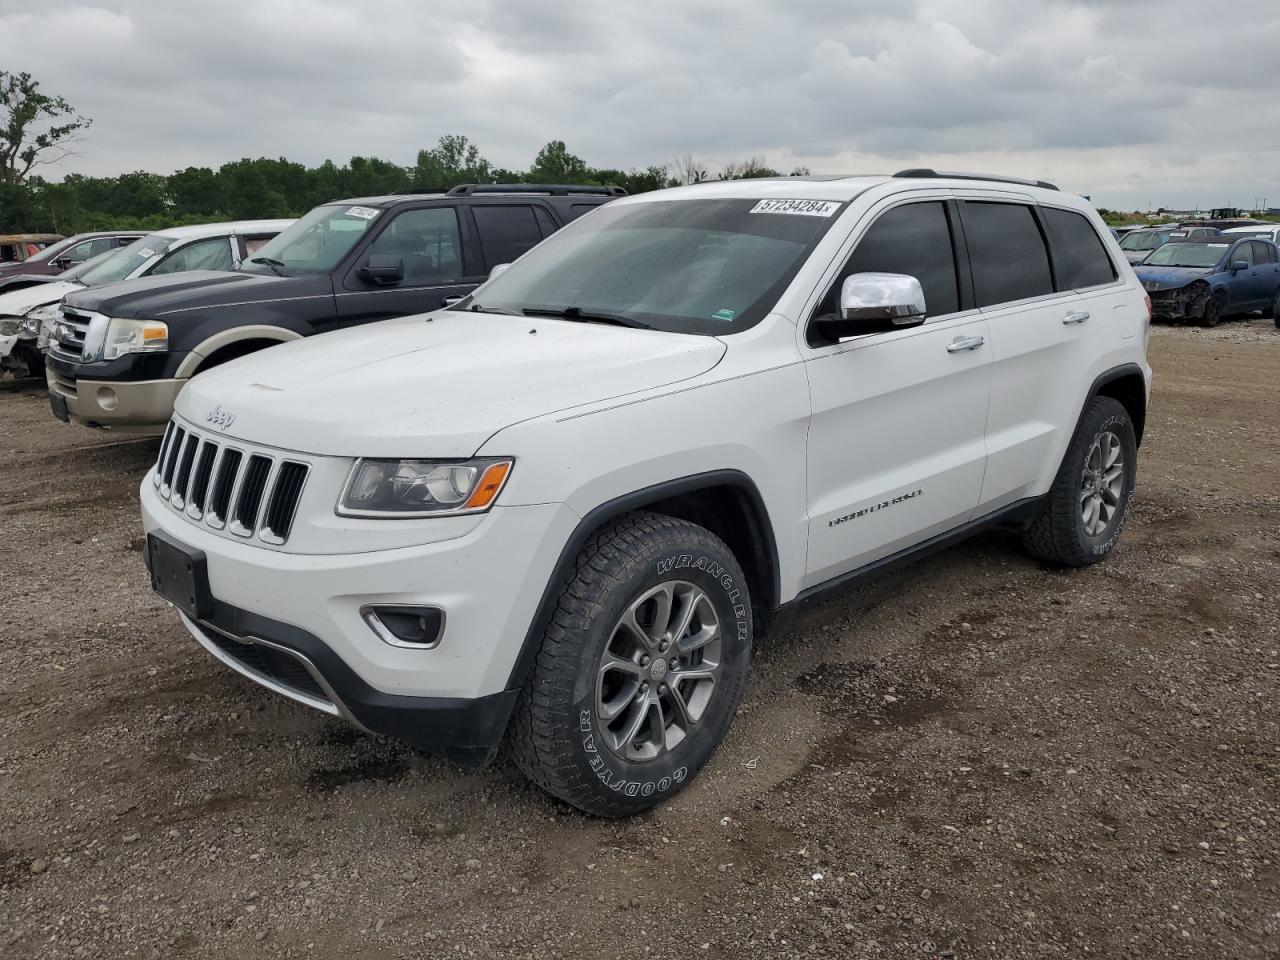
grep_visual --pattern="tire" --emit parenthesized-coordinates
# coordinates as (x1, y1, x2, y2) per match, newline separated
(1201, 290, 1225, 327)
(1022, 396, 1137, 568)
(23, 350, 44, 381)
(1269, 289, 1280, 325)
(509, 511, 753, 817)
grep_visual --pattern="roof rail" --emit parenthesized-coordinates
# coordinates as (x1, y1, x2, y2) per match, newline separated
(446, 183, 627, 197)
(892, 168, 1059, 192)
(391, 187, 447, 196)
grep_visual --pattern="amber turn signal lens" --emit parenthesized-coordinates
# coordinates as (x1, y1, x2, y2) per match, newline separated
(464, 461, 512, 510)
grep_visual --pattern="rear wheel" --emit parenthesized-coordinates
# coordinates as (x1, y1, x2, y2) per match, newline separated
(1201, 290, 1225, 327)
(1023, 396, 1137, 567)
(1270, 289, 1280, 326)
(509, 512, 752, 817)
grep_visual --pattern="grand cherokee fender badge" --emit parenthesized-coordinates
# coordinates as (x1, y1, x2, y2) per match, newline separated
(829, 489, 924, 527)
(206, 405, 236, 431)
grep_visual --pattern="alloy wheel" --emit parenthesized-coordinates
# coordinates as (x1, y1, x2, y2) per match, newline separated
(1080, 430, 1125, 537)
(595, 581, 722, 761)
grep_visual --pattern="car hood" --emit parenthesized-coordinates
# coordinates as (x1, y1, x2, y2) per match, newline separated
(1132, 265, 1214, 291)
(62, 270, 311, 318)
(176, 312, 728, 457)
(0, 261, 44, 279)
(0, 279, 78, 316)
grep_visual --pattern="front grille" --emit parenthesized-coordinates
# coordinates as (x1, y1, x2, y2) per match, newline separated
(52, 306, 94, 360)
(153, 417, 310, 545)
(196, 625, 330, 704)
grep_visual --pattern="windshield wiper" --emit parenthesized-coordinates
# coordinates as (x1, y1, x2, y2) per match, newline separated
(248, 256, 286, 276)
(467, 303, 524, 317)
(521, 305, 651, 330)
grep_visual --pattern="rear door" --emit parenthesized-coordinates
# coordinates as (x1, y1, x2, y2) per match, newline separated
(959, 197, 1110, 510)
(335, 203, 483, 326)
(802, 196, 992, 587)
(1248, 241, 1280, 306)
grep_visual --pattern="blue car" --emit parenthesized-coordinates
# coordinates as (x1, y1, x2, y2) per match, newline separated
(1134, 237, 1280, 326)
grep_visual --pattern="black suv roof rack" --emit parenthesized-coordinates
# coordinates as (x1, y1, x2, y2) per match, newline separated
(445, 183, 628, 197)
(892, 168, 1059, 192)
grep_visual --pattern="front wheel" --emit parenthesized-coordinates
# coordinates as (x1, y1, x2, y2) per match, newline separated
(509, 512, 752, 816)
(1270, 289, 1280, 326)
(1023, 396, 1137, 567)
(1201, 290, 1225, 327)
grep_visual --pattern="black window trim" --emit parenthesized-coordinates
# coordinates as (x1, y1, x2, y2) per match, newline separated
(1037, 201, 1125, 294)
(802, 194, 976, 350)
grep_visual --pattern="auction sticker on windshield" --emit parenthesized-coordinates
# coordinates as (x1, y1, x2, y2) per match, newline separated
(750, 199, 840, 217)
(345, 206, 381, 220)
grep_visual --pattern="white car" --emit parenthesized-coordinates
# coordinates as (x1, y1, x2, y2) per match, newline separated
(0, 220, 292, 381)
(1224, 224, 1280, 244)
(140, 171, 1152, 816)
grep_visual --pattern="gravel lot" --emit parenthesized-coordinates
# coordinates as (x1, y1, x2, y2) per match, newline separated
(2, 319, 1277, 960)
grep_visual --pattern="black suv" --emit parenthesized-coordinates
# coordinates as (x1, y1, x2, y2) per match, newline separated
(47, 184, 623, 433)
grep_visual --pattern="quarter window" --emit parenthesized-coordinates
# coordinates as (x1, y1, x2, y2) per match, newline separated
(816, 201, 960, 319)
(1042, 207, 1117, 289)
(472, 205, 544, 269)
(960, 202, 1054, 307)
(368, 207, 464, 285)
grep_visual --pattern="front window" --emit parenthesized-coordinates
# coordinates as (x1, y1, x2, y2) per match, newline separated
(1119, 230, 1170, 252)
(466, 197, 843, 335)
(239, 204, 381, 276)
(1142, 242, 1229, 269)
(78, 234, 178, 286)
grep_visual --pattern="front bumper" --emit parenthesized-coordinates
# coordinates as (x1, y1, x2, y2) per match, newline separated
(140, 473, 577, 761)
(1146, 285, 1211, 321)
(46, 369, 182, 433)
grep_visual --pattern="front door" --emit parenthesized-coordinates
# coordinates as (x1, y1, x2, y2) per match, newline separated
(335, 205, 483, 327)
(803, 198, 991, 588)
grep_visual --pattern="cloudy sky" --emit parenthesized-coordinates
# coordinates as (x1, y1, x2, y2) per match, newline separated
(2, 0, 1277, 210)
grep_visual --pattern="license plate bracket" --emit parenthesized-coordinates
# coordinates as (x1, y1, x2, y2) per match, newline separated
(147, 531, 213, 620)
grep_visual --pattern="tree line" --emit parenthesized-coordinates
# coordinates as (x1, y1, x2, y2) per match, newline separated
(2, 70, 805, 234)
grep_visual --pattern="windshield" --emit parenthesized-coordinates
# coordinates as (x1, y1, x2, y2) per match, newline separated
(239, 204, 379, 275)
(78, 234, 177, 286)
(466, 197, 843, 335)
(1143, 242, 1229, 268)
(1119, 230, 1170, 251)
(59, 250, 118, 283)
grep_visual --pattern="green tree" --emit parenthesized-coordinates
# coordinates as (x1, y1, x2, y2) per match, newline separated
(1, 71, 92, 185)
(412, 135, 492, 189)
(529, 140, 589, 184)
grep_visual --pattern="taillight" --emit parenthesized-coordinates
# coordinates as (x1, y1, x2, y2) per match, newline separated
(1143, 293, 1152, 324)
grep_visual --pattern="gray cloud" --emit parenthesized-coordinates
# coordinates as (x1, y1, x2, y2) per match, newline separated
(2, 0, 1278, 209)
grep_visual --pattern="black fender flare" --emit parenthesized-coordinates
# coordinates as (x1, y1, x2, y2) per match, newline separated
(501, 469, 781, 694)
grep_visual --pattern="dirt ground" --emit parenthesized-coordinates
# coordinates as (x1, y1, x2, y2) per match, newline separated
(1, 319, 1277, 960)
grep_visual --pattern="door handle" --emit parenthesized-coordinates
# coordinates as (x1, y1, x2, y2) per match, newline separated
(441, 296, 464, 307)
(946, 335, 985, 353)
(1062, 309, 1090, 325)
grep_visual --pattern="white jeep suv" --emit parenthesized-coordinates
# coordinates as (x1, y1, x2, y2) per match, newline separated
(140, 171, 1152, 816)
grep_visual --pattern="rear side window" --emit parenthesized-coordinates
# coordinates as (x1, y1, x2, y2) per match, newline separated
(472, 205, 543, 268)
(961, 202, 1054, 306)
(1042, 207, 1117, 290)
(816, 201, 960, 318)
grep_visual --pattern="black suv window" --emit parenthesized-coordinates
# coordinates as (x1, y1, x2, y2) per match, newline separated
(472, 205, 544, 269)
(368, 207, 464, 285)
(961, 202, 1054, 306)
(150, 237, 234, 275)
(816, 201, 960, 319)
(1042, 207, 1116, 290)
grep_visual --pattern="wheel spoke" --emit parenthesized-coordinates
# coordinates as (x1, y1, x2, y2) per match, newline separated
(666, 682, 694, 729)
(667, 586, 701, 649)
(616, 694, 652, 749)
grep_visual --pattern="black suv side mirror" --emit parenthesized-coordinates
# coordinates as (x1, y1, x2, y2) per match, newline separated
(813, 273, 927, 341)
(360, 255, 404, 286)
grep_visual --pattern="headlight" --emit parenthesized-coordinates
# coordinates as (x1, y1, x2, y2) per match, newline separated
(337, 458, 513, 517)
(0, 317, 19, 337)
(17, 302, 56, 338)
(82, 316, 169, 361)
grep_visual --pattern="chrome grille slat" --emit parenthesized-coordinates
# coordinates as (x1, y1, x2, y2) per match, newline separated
(51, 307, 94, 360)
(154, 417, 310, 545)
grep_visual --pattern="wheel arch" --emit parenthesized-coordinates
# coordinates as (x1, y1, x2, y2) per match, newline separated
(503, 469, 782, 694)
(175, 325, 303, 379)
(1089, 362, 1148, 446)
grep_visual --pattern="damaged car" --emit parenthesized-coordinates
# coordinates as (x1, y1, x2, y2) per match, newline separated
(1134, 237, 1280, 326)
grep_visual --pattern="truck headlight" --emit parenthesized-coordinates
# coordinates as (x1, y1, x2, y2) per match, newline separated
(0, 317, 19, 337)
(83, 317, 169, 361)
(337, 458, 513, 517)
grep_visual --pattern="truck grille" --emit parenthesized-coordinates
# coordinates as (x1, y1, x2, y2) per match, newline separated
(51, 306, 94, 360)
(154, 419, 310, 545)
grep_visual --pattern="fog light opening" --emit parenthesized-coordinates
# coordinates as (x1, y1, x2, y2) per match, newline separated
(361, 605, 445, 649)
(96, 386, 118, 411)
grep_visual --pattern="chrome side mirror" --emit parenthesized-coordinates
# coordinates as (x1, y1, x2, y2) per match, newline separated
(814, 272, 927, 341)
